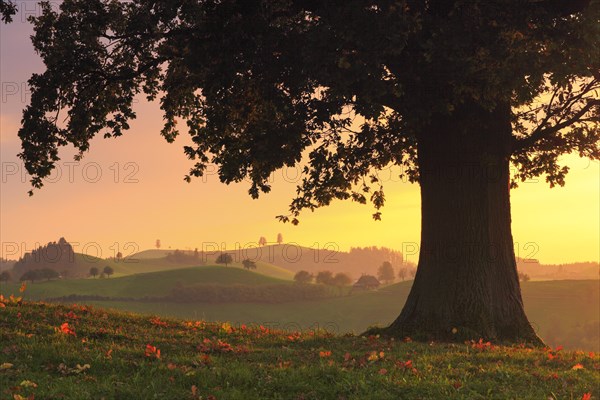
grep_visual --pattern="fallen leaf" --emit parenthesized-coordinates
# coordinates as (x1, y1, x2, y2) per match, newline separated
(19, 380, 37, 388)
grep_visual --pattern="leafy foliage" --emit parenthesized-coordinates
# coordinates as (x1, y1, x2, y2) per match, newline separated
(0, 0, 16, 23)
(378, 261, 396, 284)
(103, 266, 114, 277)
(242, 259, 257, 271)
(15, 0, 599, 219)
(293, 270, 313, 284)
(19, 268, 60, 283)
(216, 253, 233, 267)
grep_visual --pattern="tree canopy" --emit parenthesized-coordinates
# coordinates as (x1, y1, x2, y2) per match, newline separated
(16, 0, 599, 220)
(8, 0, 600, 343)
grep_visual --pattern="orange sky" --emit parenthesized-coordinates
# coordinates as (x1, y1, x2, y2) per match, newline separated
(1, 14, 598, 265)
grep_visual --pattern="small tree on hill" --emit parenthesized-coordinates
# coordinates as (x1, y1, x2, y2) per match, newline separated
(20, 270, 40, 283)
(398, 267, 408, 282)
(294, 270, 313, 284)
(89, 267, 99, 278)
(216, 253, 233, 267)
(378, 262, 395, 284)
(155, 239, 161, 249)
(242, 259, 257, 271)
(315, 271, 334, 286)
(518, 272, 531, 282)
(103, 266, 114, 278)
(0, 271, 11, 282)
(40, 268, 59, 281)
(258, 237, 267, 247)
(115, 252, 123, 262)
(277, 233, 283, 245)
(332, 273, 352, 287)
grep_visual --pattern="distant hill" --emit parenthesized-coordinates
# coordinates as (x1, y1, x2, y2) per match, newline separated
(517, 259, 599, 280)
(0, 266, 289, 300)
(132, 245, 405, 279)
(2, 277, 597, 351)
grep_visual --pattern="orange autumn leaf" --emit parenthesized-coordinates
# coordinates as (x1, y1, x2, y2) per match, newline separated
(572, 363, 585, 370)
(19, 283, 26, 293)
(319, 350, 332, 358)
(145, 344, 161, 359)
(581, 393, 592, 400)
(60, 322, 76, 336)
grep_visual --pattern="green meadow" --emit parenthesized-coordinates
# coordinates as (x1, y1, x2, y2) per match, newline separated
(2, 266, 597, 351)
(0, 301, 598, 399)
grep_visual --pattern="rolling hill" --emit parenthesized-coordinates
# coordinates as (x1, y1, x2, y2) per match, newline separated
(2, 271, 598, 351)
(0, 266, 287, 299)
(131, 245, 403, 279)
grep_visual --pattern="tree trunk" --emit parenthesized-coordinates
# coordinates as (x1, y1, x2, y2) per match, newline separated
(386, 102, 543, 345)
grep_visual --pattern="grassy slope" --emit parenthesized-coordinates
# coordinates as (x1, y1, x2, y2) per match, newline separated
(1, 279, 597, 351)
(0, 301, 597, 399)
(78, 281, 600, 351)
(73, 253, 186, 277)
(1, 266, 287, 299)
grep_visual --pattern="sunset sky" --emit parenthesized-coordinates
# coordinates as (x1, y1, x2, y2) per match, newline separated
(1, 6, 598, 264)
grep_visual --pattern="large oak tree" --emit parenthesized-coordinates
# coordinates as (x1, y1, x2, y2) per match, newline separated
(15, 0, 599, 343)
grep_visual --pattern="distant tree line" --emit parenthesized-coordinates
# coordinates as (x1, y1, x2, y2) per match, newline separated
(19, 268, 60, 283)
(293, 270, 352, 287)
(13, 238, 75, 277)
(89, 266, 114, 278)
(166, 249, 202, 264)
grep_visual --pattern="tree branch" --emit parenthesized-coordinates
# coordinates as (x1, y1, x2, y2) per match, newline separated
(513, 99, 599, 152)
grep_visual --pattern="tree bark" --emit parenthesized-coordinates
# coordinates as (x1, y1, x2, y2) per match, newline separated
(386, 102, 543, 345)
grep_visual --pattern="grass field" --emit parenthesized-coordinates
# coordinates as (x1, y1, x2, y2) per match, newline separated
(2, 274, 597, 351)
(74, 253, 295, 280)
(0, 276, 600, 351)
(0, 300, 597, 399)
(1, 266, 288, 299)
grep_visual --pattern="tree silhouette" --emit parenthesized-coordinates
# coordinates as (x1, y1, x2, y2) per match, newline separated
(0, 0, 16, 23)
(14, 0, 599, 343)
(258, 237, 267, 247)
(378, 262, 396, 284)
(20, 270, 40, 283)
(89, 267, 99, 278)
(103, 266, 114, 278)
(216, 253, 233, 267)
(242, 259, 257, 271)
(332, 272, 352, 287)
(315, 271, 334, 286)
(397, 267, 407, 282)
(0, 271, 11, 282)
(518, 272, 531, 282)
(293, 270, 313, 284)
(40, 268, 59, 281)
(276, 233, 283, 245)
(155, 239, 161, 249)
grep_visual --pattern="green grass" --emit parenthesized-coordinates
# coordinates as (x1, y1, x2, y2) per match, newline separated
(0, 300, 597, 399)
(1, 266, 287, 299)
(2, 279, 597, 351)
(72, 281, 600, 352)
(126, 250, 295, 280)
